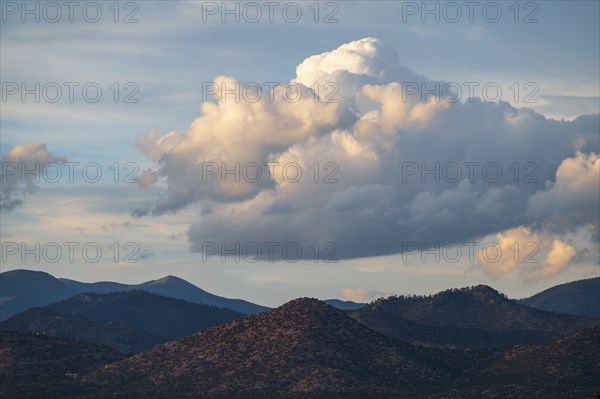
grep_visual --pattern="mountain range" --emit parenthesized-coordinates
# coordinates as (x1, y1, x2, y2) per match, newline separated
(518, 277, 600, 317)
(5, 270, 598, 320)
(1, 270, 599, 398)
(77, 298, 471, 398)
(349, 284, 598, 349)
(0, 269, 269, 320)
(3, 290, 243, 352)
(2, 298, 598, 398)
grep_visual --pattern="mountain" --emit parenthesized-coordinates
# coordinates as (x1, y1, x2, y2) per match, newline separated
(0, 330, 125, 399)
(3, 291, 243, 352)
(48, 291, 243, 340)
(77, 298, 470, 398)
(0, 270, 74, 320)
(0, 270, 269, 319)
(58, 279, 130, 294)
(2, 306, 164, 353)
(426, 326, 600, 399)
(348, 308, 522, 350)
(323, 299, 365, 310)
(129, 275, 270, 314)
(349, 285, 599, 349)
(59, 275, 271, 314)
(476, 326, 600, 398)
(3, 298, 599, 398)
(518, 277, 600, 317)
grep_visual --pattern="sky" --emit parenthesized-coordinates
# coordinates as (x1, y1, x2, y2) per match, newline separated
(1, 0, 599, 306)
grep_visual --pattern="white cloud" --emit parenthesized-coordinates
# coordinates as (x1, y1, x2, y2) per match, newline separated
(130, 38, 599, 275)
(529, 152, 599, 216)
(1, 143, 67, 211)
(476, 226, 578, 282)
(528, 151, 600, 237)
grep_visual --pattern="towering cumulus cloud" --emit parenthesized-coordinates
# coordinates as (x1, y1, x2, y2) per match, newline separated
(135, 38, 599, 280)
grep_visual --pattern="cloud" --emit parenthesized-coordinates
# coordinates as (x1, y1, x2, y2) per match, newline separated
(1, 143, 66, 211)
(476, 226, 578, 282)
(132, 37, 599, 275)
(530, 95, 600, 121)
(544, 240, 577, 272)
(294, 37, 425, 88)
(138, 169, 159, 190)
(528, 151, 600, 236)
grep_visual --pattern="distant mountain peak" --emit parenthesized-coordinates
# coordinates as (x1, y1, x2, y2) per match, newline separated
(149, 275, 188, 285)
(1, 269, 52, 277)
(323, 299, 366, 310)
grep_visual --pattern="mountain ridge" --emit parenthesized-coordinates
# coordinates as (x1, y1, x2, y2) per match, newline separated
(79, 297, 463, 398)
(2, 292, 599, 398)
(349, 284, 599, 349)
(518, 277, 600, 317)
(4, 290, 244, 352)
(1, 269, 270, 319)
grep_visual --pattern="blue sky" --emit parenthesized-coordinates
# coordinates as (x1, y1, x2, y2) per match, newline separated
(1, 1, 599, 306)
